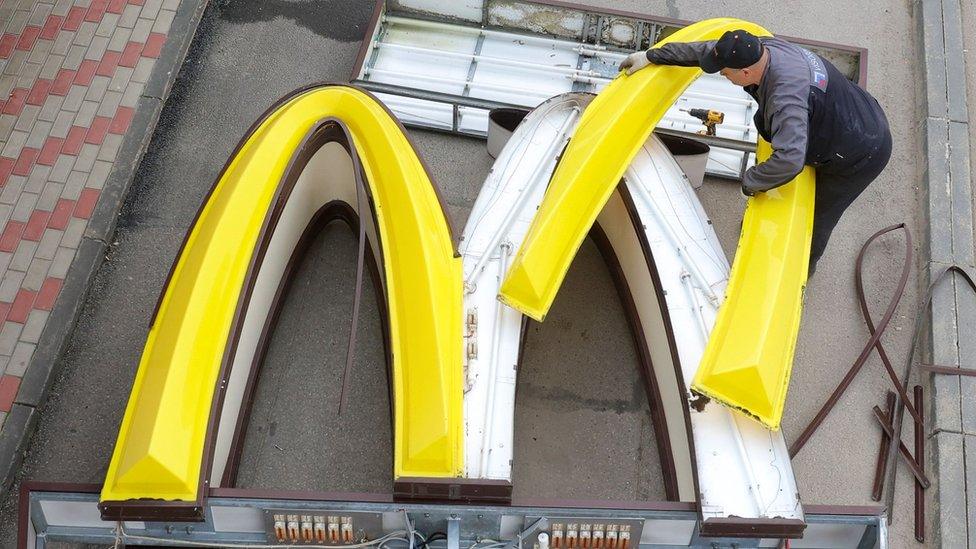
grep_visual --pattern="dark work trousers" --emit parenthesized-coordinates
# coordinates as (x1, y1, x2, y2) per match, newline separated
(809, 128, 893, 274)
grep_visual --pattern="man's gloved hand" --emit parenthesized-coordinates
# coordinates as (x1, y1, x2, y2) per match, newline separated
(619, 51, 651, 75)
(741, 183, 757, 197)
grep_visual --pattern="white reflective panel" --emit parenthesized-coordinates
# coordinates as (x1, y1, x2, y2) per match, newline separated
(360, 15, 761, 179)
(39, 499, 104, 528)
(211, 505, 266, 533)
(791, 522, 867, 547)
(639, 519, 696, 544)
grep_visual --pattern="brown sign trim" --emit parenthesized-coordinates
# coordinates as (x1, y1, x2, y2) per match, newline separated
(588, 222, 680, 501)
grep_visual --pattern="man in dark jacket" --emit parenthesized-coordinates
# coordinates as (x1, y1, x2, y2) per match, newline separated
(620, 30, 891, 275)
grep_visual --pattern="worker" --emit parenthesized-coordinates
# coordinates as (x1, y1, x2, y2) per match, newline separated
(620, 30, 891, 275)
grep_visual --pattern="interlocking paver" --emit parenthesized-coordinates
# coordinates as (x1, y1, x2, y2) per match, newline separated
(39, 53, 63, 79)
(11, 192, 38, 225)
(6, 342, 35, 377)
(72, 98, 97, 126)
(25, 164, 50, 193)
(47, 246, 73, 279)
(62, 43, 84, 70)
(12, 104, 39, 131)
(60, 216, 85, 248)
(34, 227, 61, 259)
(61, 82, 85, 110)
(23, 257, 50, 291)
(73, 142, 98, 171)
(20, 309, 47, 343)
(0, 271, 25, 303)
(96, 132, 120, 160)
(83, 72, 107, 100)
(25, 120, 51, 148)
(107, 24, 129, 51)
(0, 0, 180, 458)
(48, 152, 73, 181)
(38, 94, 64, 122)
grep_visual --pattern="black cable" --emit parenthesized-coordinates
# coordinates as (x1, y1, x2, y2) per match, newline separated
(418, 532, 447, 549)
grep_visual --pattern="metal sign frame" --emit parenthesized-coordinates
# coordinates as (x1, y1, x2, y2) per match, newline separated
(19, 483, 886, 548)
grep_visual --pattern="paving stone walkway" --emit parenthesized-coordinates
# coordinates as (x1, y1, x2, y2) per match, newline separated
(0, 0, 180, 429)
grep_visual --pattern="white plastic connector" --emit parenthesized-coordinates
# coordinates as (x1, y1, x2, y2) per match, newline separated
(538, 532, 550, 549)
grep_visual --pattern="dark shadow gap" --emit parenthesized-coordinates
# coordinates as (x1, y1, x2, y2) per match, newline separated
(512, 237, 666, 501)
(234, 221, 392, 493)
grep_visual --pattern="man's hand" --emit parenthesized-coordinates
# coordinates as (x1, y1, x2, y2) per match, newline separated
(619, 51, 651, 75)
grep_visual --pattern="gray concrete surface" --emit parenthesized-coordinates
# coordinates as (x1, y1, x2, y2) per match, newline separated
(0, 0, 928, 546)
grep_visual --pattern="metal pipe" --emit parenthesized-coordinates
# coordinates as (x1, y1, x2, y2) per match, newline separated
(913, 385, 925, 543)
(653, 127, 757, 153)
(919, 363, 976, 376)
(790, 224, 912, 458)
(463, 107, 580, 288)
(365, 67, 552, 98)
(377, 42, 605, 78)
(871, 406, 930, 488)
(870, 391, 896, 501)
(679, 91, 755, 107)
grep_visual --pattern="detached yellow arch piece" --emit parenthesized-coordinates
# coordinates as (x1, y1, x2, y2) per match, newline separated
(691, 140, 814, 430)
(101, 85, 462, 514)
(499, 18, 773, 320)
(499, 18, 814, 429)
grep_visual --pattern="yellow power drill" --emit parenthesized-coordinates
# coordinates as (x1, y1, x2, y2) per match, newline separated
(681, 108, 725, 136)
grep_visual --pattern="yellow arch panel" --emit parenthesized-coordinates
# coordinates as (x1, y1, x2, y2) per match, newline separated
(498, 19, 815, 429)
(101, 85, 462, 508)
(691, 141, 814, 430)
(498, 18, 772, 320)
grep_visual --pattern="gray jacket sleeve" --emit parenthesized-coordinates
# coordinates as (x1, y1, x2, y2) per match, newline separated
(742, 82, 809, 194)
(645, 41, 716, 67)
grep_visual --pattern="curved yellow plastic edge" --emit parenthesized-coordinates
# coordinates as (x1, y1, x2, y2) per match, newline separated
(101, 85, 462, 506)
(691, 141, 814, 430)
(498, 18, 772, 321)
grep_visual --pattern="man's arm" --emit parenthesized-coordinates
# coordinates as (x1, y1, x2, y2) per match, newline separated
(645, 40, 717, 67)
(742, 89, 809, 195)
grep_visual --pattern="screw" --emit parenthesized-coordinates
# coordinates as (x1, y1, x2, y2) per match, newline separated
(186, 525, 194, 534)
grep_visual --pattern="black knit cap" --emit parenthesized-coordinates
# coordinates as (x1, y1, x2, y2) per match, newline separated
(700, 30, 764, 73)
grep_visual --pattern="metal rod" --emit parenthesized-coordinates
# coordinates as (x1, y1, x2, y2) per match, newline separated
(919, 363, 976, 376)
(884, 265, 976, 522)
(365, 67, 552, 98)
(870, 391, 896, 501)
(790, 224, 912, 457)
(871, 406, 930, 488)
(653, 127, 757, 153)
(914, 385, 925, 543)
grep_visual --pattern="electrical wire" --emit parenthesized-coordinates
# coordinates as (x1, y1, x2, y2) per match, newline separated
(113, 523, 412, 549)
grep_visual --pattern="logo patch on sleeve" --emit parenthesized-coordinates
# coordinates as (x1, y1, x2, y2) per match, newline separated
(800, 48, 829, 91)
